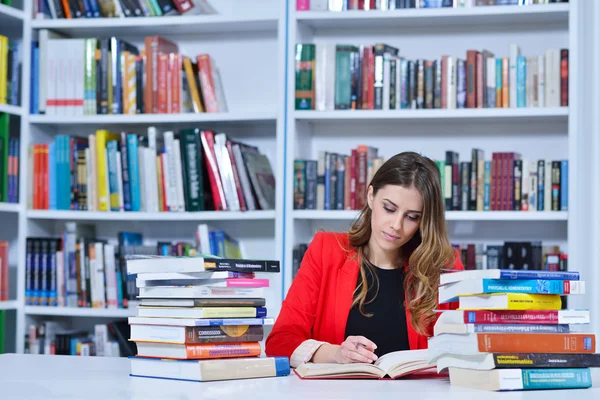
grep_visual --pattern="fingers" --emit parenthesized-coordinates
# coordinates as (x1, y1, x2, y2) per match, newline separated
(340, 336, 378, 364)
(348, 336, 377, 352)
(344, 349, 374, 364)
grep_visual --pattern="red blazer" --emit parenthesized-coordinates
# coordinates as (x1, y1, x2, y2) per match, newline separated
(265, 232, 464, 360)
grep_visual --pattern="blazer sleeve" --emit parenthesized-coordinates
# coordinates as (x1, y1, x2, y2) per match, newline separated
(265, 232, 325, 360)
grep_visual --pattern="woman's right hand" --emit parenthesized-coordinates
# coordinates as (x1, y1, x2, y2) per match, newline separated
(334, 336, 378, 364)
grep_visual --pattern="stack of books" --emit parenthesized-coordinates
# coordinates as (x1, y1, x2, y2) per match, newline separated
(428, 269, 599, 391)
(126, 254, 290, 382)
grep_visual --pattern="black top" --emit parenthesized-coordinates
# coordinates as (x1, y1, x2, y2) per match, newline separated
(344, 265, 410, 358)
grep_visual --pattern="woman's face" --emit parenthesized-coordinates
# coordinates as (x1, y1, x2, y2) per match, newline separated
(367, 184, 423, 254)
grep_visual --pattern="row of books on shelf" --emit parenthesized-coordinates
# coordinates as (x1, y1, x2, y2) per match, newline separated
(0, 113, 19, 204)
(29, 128, 275, 212)
(24, 222, 244, 309)
(292, 240, 567, 279)
(32, 32, 227, 116)
(297, 0, 568, 11)
(34, 0, 216, 19)
(125, 251, 289, 382)
(293, 147, 568, 212)
(295, 43, 568, 111)
(26, 320, 133, 357)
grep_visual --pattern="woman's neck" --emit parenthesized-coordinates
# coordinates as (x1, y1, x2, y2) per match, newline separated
(366, 239, 402, 270)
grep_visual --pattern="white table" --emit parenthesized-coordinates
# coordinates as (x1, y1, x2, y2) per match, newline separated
(1, 354, 599, 400)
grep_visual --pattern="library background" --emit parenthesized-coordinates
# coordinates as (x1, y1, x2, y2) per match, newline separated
(0, 0, 598, 378)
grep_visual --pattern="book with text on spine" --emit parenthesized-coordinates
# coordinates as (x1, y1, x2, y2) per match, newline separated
(458, 293, 562, 311)
(448, 368, 592, 391)
(439, 279, 585, 304)
(129, 356, 290, 382)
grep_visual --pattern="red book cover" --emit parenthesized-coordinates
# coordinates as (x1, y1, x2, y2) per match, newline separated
(144, 36, 178, 114)
(225, 140, 247, 211)
(42, 144, 49, 210)
(350, 149, 357, 210)
(361, 47, 373, 110)
(200, 131, 227, 211)
(560, 49, 568, 107)
(34, 145, 41, 209)
(296, 0, 309, 11)
(197, 54, 219, 113)
(344, 156, 351, 210)
(367, 48, 375, 109)
(170, 53, 181, 114)
(157, 53, 169, 114)
(466, 50, 478, 108)
(172, 0, 195, 13)
(356, 146, 368, 210)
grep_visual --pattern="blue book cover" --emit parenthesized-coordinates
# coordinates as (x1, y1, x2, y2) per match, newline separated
(561, 160, 568, 211)
(49, 142, 56, 210)
(25, 240, 33, 305)
(30, 43, 39, 114)
(127, 134, 141, 211)
(516, 55, 526, 108)
(106, 140, 120, 211)
(520, 368, 592, 390)
(497, 270, 580, 281)
(49, 242, 57, 307)
(213, 230, 226, 258)
(495, 58, 502, 103)
(457, 59, 466, 108)
(11, 138, 18, 203)
(481, 279, 580, 295)
(10, 41, 19, 106)
(537, 160, 545, 211)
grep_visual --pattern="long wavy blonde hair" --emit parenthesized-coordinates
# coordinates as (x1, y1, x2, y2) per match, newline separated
(347, 151, 455, 336)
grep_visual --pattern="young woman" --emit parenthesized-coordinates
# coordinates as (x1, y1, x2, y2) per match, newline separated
(265, 151, 463, 367)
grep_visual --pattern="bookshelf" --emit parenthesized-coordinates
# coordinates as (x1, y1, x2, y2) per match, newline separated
(1, 0, 599, 356)
(283, 0, 592, 321)
(4, 0, 287, 354)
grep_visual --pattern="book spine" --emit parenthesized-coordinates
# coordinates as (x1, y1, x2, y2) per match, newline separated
(183, 342, 262, 359)
(477, 333, 595, 353)
(474, 324, 570, 334)
(493, 354, 600, 369)
(462, 310, 584, 325)
(520, 369, 591, 390)
(498, 270, 579, 281)
(481, 279, 584, 296)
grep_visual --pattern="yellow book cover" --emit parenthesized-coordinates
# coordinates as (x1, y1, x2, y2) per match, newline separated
(156, 155, 164, 212)
(123, 51, 137, 114)
(458, 293, 562, 311)
(0, 35, 7, 104)
(95, 130, 119, 211)
(183, 57, 205, 113)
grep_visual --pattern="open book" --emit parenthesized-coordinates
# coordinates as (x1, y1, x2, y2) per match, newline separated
(294, 349, 435, 380)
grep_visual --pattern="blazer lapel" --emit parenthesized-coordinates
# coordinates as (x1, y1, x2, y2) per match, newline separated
(334, 257, 359, 344)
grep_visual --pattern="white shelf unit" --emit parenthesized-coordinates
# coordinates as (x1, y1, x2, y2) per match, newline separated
(5, 0, 287, 354)
(284, 0, 592, 311)
(0, 1, 24, 355)
(24, 306, 136, 318)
